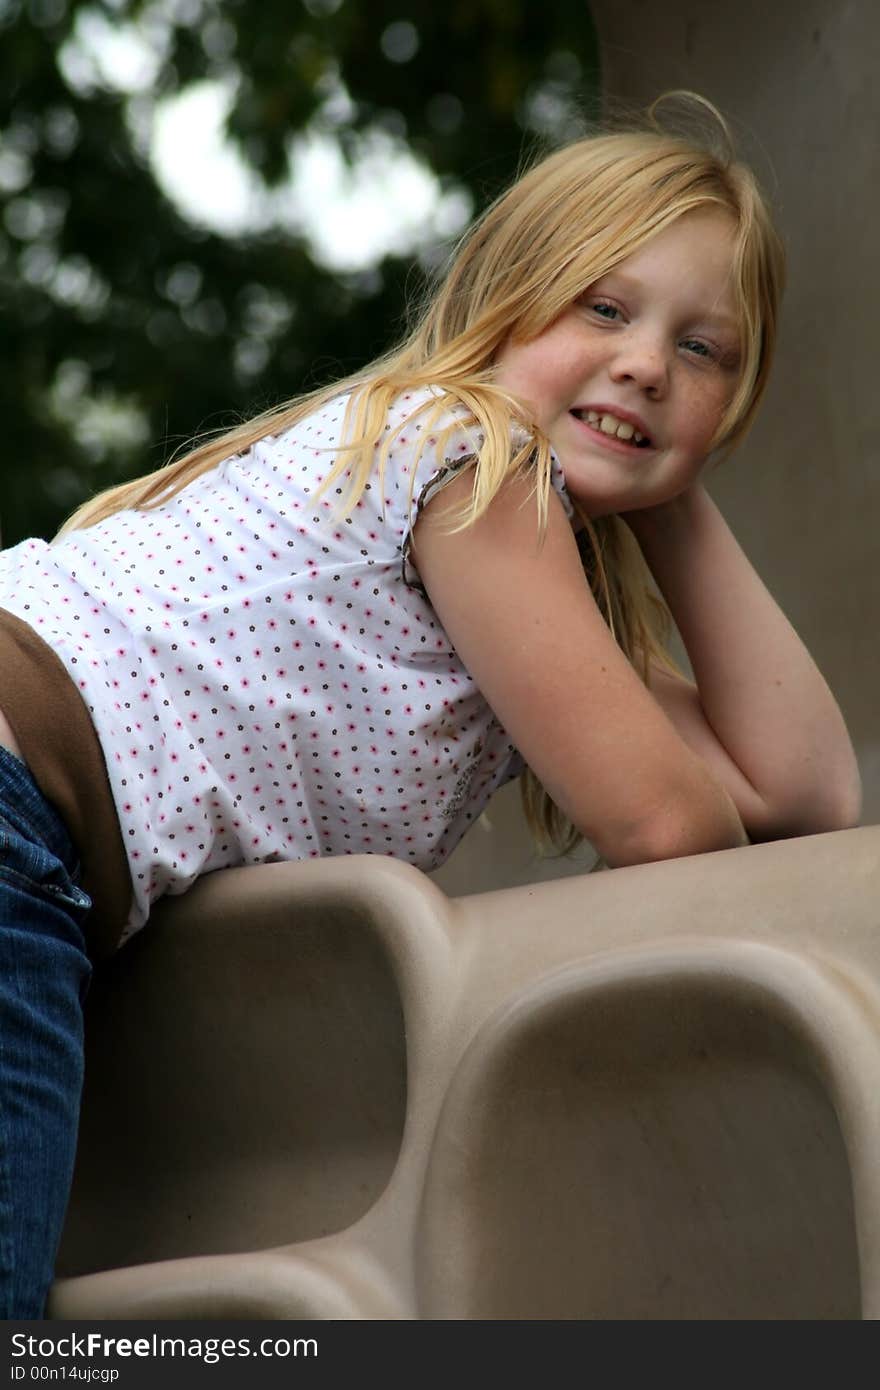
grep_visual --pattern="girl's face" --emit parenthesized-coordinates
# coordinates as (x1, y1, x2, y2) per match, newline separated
(494, 209, 743, 516)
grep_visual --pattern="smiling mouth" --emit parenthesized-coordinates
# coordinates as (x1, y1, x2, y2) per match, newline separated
(571, 408, 652, 448)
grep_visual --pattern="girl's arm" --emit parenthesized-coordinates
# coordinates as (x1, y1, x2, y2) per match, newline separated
(412, 470, 748, 868)
(624, 483, 862, 840)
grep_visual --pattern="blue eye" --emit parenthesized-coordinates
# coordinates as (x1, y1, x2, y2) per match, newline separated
(591, 302, 620, 320)
(681, 337, 714, 358)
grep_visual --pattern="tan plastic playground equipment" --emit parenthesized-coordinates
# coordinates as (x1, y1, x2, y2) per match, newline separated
(51, 826, 880, 1319)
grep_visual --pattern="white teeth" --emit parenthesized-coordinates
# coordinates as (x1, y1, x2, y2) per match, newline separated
(579, 409, 645, 444)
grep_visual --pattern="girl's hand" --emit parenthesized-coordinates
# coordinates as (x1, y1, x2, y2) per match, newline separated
(619, 479, 709, 539)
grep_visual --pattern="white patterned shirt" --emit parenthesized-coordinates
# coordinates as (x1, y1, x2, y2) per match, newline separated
(0, 387, 574, 940)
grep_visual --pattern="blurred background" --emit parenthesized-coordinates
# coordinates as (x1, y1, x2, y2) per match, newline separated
(2, 0, 878, 892)
(0, 0, 599, 546)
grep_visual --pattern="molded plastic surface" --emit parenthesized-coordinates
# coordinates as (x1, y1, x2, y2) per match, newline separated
(53, 827, 880, 1319)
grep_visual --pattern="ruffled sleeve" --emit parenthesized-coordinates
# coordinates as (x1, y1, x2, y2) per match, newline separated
(387, 389, 574, 593)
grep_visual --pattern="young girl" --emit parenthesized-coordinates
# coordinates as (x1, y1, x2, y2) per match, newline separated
(0, 94, 861, 1316)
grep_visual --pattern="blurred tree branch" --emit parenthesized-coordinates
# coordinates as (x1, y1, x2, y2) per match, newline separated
(1, 0, 598, 543)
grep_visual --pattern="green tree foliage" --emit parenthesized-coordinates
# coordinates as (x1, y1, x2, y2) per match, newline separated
(1, 0, 598, 543)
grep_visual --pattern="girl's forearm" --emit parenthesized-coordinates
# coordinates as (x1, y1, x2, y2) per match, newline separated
(625, 485, 861, 836)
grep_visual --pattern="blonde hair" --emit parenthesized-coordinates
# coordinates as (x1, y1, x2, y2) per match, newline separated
(59, 91, 785, 855)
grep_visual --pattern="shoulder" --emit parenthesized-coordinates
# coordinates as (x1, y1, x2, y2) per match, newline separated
(386, 381, 574, 547)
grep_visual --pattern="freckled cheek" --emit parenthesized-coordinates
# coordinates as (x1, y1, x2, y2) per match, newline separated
(680, 388, 731, 454)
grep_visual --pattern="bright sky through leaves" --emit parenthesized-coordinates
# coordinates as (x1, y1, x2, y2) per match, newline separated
(59, 5, 472, 269)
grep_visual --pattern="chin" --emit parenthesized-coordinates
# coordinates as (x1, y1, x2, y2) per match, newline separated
(560, 467, 660, 520)
(568, 493, 651, 520)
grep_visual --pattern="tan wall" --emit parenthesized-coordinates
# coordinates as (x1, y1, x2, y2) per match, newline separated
(434, 0, 879, 897)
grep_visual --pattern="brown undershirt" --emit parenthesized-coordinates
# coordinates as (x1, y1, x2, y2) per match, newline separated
(0, 609, 132, 959)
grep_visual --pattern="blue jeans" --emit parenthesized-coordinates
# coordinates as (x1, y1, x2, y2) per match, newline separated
(0, 745, 92, 1318)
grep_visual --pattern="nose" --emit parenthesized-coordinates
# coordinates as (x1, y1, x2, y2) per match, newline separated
(608, 328, 670, 397)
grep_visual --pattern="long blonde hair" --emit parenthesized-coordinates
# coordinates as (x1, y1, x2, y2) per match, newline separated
(59, 92, 785, 854)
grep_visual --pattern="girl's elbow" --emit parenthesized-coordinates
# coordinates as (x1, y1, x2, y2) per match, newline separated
(804, 769, 862, 834)
(750, 763, 862, 840)
(807, 741, 863, 833)
(594, 790, 747, 868)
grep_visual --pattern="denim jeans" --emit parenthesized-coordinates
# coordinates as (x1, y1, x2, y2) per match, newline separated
(0, 744, 92, 1318)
